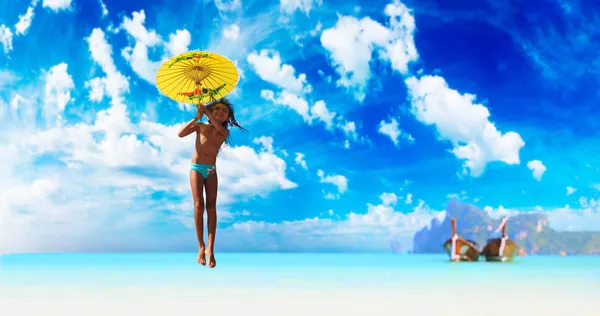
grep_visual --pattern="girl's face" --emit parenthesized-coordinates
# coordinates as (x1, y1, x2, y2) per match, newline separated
(212, 103, 230, 123)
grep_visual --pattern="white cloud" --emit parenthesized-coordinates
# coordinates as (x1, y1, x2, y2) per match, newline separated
(223, 24, 240, 41)
(15, 3, 37, 35)
(0, 69, 19, 88)
(340, 121, 358, 142)
(261, 89, 312, 122)
(566, 186, 576, 196)
(380, 192, 398, 206)
(0, 25, 297, 254)
(320, 0, 418, 102)
(99, 0, 108, 17)
(280, 0, 323, 15)
(309, 100, 336, 130)
(323, 192, 338, 200)
(0, 25, 13, 53)
(248, 49, 311, 94)
(214, 0, 242, 13)
(261, 88, 355, 140)
(377, 117, 414, 146)
(484, 198, 600, 232)
(405, 75, 525, 177)
(405, 193, 412, 204)
(320, 1, 524, 177)
(84, 77, 105, 102)
(317, 169, 348, 194)
(321, 1, 526, 176)
(293, 21, 324, 47)
(295, 152, 308, 170)
(164, 29, 192, 58)
(318, 69, 331, 83)
(349, 196, 438, 231)
(43, 62, 74, 116)
(250, 49, 362, 146)
(253, 136, 274, 153)
(120, 10, 191, 85)
(10, 94, 27, 110)
(42, 0, 72, 11)
(120, 11, 162, 83)
(228, 192, 443, 252)
(446, 191, 468, 201)
(527, 160, 546, 181)
(211, 144, 299, 200)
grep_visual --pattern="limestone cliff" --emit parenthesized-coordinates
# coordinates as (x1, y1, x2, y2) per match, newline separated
(411, 200, 600, 255)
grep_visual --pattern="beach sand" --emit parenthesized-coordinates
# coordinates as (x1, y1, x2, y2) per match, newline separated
(1, 284, 598, 316)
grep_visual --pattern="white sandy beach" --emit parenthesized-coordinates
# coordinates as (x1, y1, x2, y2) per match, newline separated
(1, 284, 598, 316)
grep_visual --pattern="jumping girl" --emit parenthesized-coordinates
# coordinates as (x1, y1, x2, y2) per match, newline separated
(177, 98, 246, 268)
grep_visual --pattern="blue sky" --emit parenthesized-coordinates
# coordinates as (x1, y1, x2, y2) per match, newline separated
(1, 0, 599, 253)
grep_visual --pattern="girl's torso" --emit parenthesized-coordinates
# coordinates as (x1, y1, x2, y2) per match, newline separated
(191, 124, 226, 164)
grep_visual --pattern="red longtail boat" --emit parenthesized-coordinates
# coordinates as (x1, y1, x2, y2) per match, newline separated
(443, 217, 480, 262)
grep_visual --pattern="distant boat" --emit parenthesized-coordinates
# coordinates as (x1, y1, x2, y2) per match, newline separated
(481, 217, 519, 262)
(443, 217, 480, 262)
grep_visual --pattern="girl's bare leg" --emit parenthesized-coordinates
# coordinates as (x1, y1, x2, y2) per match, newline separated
(204, 172, 219, 268)
(190, 170, 206, 265)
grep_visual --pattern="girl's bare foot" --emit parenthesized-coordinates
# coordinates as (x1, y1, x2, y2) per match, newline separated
(197, 245, 206, 266)
(206, 250, 216, 268)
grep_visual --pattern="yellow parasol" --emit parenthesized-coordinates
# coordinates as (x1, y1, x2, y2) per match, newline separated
(155, 50, 239, 105)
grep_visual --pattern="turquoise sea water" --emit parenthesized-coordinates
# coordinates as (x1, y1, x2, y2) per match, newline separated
(1, 253, 598, 289)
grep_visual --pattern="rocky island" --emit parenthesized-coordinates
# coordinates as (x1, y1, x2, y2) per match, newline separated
(411, 200, 600, 255)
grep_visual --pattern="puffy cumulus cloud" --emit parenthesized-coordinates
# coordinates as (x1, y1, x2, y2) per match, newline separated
(0, 26, 296, 254)
(0, 0, 68, 54)
(320, 0, 418, 102)
(43, 62, 75, 126)
(377, 117, 414, 147)
(260, 89, 312, 122)
(527, 160, 547, 181)
(295, 152, 308, 170)
(224, 192, 444, 252)
(566, 186, 576, 196)
(316, 169, 348, 199)
(253, 136, 275, 154)
(2, 0, 73, 56)
(0, 116, 296, 254)
(15, 1, 37, 35)
(248, 49, 312, 95)
(320, 0, 527, 177)
(405, 75, 525, 177)
(42, 0, 72, 12)
(119, 10, 191, 85)
(84, 28, 130, 106)
(483, 197, 600, 232)
(248, 49, 363, 147)
(0, 25, 14, 53)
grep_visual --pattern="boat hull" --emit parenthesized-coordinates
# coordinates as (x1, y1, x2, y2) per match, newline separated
(481, 238, 518, 262)
(443, 238, 480, 262)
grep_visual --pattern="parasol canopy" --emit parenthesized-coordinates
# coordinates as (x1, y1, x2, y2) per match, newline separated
(155, 50, 239, 105)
